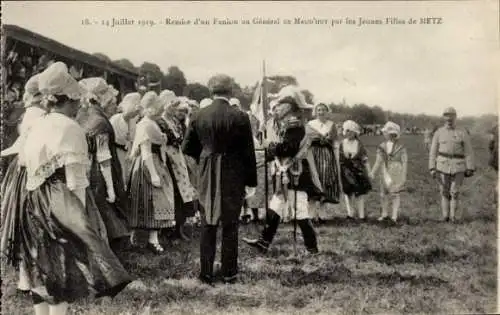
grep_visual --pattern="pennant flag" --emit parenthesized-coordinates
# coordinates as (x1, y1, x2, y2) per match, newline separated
(250, 79, 264, 132)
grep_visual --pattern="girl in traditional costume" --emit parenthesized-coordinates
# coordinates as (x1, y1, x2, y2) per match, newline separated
(306, 103, 341, 222)
(339, 120, 372, 220)
(110, 92, 142, 188)
(77, 78, 129, 246)
(128, 91, 175, 254)
(158, 91, 197, 240)
(1, 73, 47, 294)
(20, 62, 132, 315)
(370, 121, 408, 223)
(185, 98, 200, 129)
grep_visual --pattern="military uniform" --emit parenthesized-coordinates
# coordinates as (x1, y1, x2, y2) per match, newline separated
(243, 100, 320, 254)
(429, 108, 474, 221)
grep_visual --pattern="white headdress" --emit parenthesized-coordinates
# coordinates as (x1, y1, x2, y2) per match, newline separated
(313, 103, 330, 117)
(38, 61, 84, 104)
(140, 91, 162, 116)
(22, 74, 43, 108)
(175, 96, 191, 111)
(342, 120, 361, 136)
(79, 77, 118, 107)
(118, 92, 142, 114)
(381, 121, 401, 138)
(159, 89, 177, 109)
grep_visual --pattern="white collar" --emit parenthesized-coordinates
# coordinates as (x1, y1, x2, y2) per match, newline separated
(213, 96, 230, 103)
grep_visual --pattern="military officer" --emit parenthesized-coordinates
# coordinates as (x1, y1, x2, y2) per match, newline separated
(429, 107, 475, 222)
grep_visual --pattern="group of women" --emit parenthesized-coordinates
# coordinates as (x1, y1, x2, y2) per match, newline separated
(0, 60, 412, 315)
(0, 61, 202, 315)
(243, 102, 407, 225)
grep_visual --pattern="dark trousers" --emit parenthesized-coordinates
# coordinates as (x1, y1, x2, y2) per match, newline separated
(200, 219, 239, 279)
(260, 209, 318, 252)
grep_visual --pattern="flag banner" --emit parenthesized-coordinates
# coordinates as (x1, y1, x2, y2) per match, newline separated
(250, 79, 266, 133)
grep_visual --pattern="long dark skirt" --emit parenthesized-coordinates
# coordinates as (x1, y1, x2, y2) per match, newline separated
(22, 173, 133, 304)
(310, 144, 340, 203)
(127, 155, 176, 229)
(0, 156, 27, 266)
(340, 157, 372, 197)
(88, 161, 129, 241)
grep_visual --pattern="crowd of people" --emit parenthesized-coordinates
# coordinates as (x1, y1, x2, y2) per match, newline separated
(0, 60, 493, 314)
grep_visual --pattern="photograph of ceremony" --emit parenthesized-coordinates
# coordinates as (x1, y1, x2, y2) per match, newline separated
(1, 1, 498, 314)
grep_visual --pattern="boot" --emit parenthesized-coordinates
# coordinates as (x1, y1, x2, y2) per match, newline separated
(298, 219, 318, 254)
(176, 224, 190, 241)
(243, 209, 280, 253)
(251, 208, 260, 223)
(450, 193, 458, 223)
(441, 196, 450, 221)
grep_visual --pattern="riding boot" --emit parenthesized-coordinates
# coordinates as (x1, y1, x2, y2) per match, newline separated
(251, 208, 260, 222)
(450, 193, 458, 222)
(243, 209, 281, 253)
(441, 195, 450, 221)
(298, 219, 318, 253)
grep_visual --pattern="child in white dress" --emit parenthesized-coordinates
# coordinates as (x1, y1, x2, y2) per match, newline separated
(370, 121, 408, 223)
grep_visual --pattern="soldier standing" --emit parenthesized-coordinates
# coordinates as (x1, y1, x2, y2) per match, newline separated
(243, 87, 320, 255)
(429, 107, 475, 222)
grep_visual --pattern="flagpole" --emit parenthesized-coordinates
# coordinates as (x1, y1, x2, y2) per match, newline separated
(262, 60, 269, 225)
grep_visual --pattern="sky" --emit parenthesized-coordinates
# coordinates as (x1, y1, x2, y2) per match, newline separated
(3, 1, 499, 117)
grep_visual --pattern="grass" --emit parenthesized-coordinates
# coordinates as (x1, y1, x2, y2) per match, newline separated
(1, 134, 497, 314)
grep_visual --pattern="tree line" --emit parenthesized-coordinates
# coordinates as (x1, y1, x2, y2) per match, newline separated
(99, 54, 497, 134)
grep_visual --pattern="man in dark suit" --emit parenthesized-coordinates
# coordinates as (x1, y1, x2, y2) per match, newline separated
(182, 74, 257, 285)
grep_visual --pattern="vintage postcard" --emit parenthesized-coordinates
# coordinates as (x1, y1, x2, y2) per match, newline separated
(1, 1, 498, 314)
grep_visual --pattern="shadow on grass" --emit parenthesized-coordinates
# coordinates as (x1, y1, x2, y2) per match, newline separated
(240, 264, 450, 289)
(310, 214, 497, 228)
(356, 247, 469, 265)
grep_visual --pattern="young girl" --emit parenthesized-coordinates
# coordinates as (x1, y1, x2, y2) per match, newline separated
(128, 91, 176, 253)
(77, 78, 129, 247)
(307, 103, 341, 223)
(339, 120, 372, 220)
(370, 121, 408, 223)
(109, 92, 142, 188)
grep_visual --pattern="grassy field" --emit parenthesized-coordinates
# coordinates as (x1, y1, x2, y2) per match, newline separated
(2, 134, 497, 314)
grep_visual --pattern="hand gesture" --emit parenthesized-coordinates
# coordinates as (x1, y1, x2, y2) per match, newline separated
(151, 174, 162, 187)
(245, 186, 256, 198)
(430, 169, 436, 178)
(106, 188, 116, 203)
(161, 133, 168, 144)
(464, 169, 475, 177)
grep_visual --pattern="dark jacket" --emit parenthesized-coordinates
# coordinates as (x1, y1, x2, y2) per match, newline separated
(182, 97, 257, 224)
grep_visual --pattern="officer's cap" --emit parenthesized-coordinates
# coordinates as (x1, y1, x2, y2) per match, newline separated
(443, 107, 457, 116)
